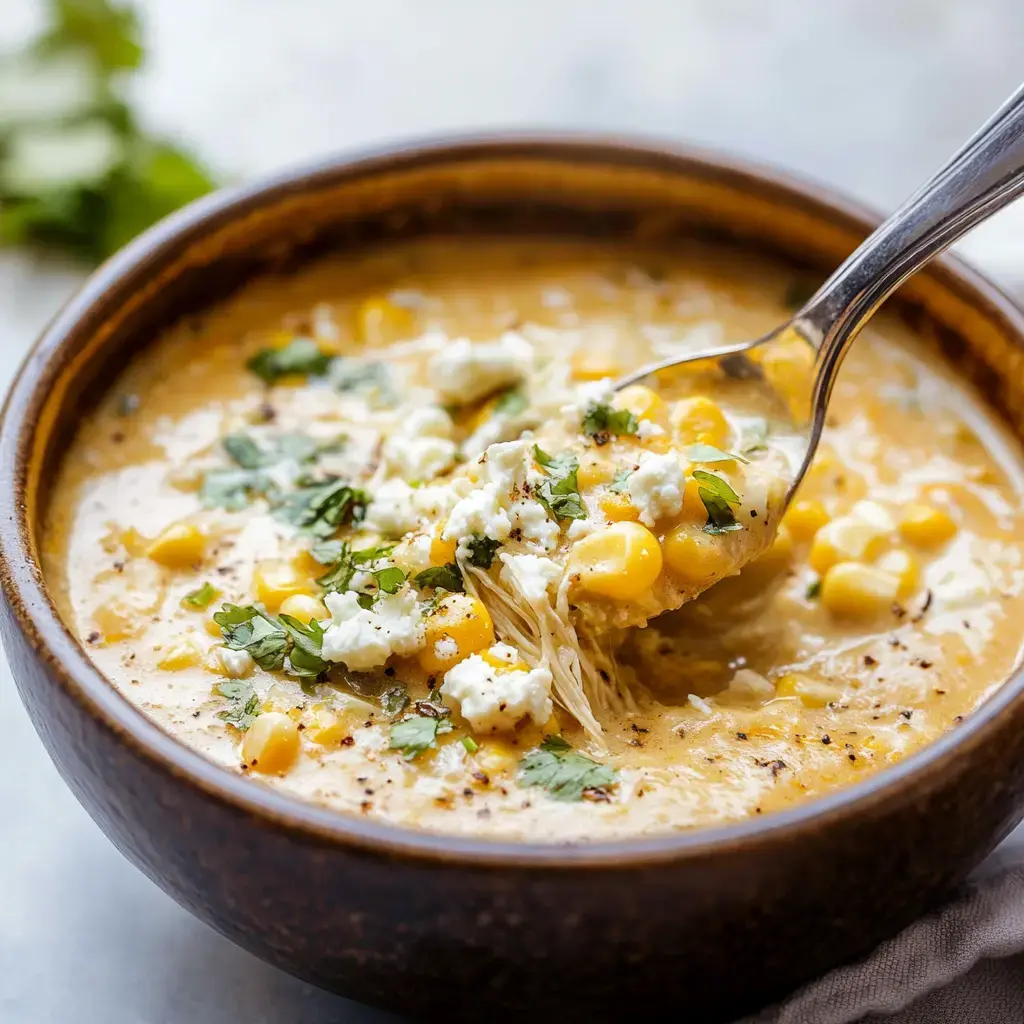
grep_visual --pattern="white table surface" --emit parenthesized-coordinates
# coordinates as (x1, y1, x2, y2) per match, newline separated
(3, 2, 1024, 1020)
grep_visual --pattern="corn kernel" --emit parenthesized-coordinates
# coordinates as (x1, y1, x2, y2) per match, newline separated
(808, 516, 888, 574)
(474, 738, 518, 775)
(599, 492, 640, 523)
(774, 673, 842, 708)
(752, 523, 794, 573)
(570, 521, 663, 600)
(820, 562, 900, 619)
(203, 614, 224, 638)
(309, 710, 350, 747)
(670, 396, 730, 448)
(783, 500, 830, 541)
(429, 533, 458, 566)
(875, 548, 918, 598)
(278, 593, 328, 624)
(145, 522, 206, 568)
(157, 636, 203, 671)
(119, 527, 149, 557)
(679, 475, 709, 522)
(419, 593, 495, 675)
(93, 591, 162, 642)
(616, 384, 668, 426)
(166, 464, 205, 493)
(662, 525, 725, 582)
(355, 295, 414, 347)
(577, 453, 616, 490)
(899, 503, 957, 549)
(480, 649, 530, 673)
(758, 333, 815, 422)
(242, 712, 301, 773)
(570, 346, 622, 381)
(252, 559, 316, 612)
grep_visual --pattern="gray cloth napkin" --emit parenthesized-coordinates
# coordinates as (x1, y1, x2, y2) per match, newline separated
(742, 825, 1024, 1023)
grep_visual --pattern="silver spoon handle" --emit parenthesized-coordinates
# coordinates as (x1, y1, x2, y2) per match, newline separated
(799, 79, 1024, 404)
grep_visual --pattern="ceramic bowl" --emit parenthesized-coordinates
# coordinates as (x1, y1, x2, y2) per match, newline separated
(4, 136, 1024, 1022)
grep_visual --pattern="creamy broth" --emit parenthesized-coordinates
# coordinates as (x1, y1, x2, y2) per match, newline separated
(44, 240, 1024, 841)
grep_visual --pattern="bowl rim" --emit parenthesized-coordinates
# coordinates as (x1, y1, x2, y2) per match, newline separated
(5, 130, 1024, 868)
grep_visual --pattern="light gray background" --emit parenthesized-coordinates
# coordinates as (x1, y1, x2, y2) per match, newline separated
(3, 2, 1024, 1021)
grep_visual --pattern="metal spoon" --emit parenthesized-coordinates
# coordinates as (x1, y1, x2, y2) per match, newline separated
(615, 80, 1024, 508)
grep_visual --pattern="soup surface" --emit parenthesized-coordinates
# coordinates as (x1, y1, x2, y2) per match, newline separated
(44, 240, 1024, 841)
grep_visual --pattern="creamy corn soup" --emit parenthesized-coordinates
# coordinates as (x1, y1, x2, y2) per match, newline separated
(44, 240, 1024, 841)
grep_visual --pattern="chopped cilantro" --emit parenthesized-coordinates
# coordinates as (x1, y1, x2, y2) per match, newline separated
(200, 467, 274, 511)
(494, 388, 528, 416)
(519, 735, 616, 801)
(533, 445, 587, 521)
(693, 470, 743, 534)
(214, 679, 261, 731)
(276, 613, 330, 678)
(687, 443, 749, 465)
(414, 562, 465, 593)
(273, 478, 370, 537)
(181, 582, 218, 610)
(247, 339, 333, 384)
(466, 535, 502, 569)
(389, 713, 453, 760)
(461, 735, 479, 753)
(372, 565, 408, 595)
(609, 468, 633, 494)
(330, 359, 394, 404)
(315, 542, 396, 593)
(581, 402, 638, 442)
(806, 578, 822, 600)
(380, 684, 410, 717)
(740, 418, 770, 455)
(213, 603, 328, 679)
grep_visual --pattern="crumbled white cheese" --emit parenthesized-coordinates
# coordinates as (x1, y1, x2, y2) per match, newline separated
(562, 377, 614, 416)
(566, 517, 597, 541)
(481, 438, 530, 488)
(217, 647, 254, 679)
(404, 404, 454, 439)
(428, 332, 533, 404)
(498, 552, 563, 601)
(382, 434, 456, 482)
(627, 452, 686, 526)
(687, 693, 714, 716)
(433, 636, 458, 660)
(362, 478, 419, 538)
(508, 498, 559, 552)
(320, 588, 425, 670)
(486, 642, 520, 664)
(440, 646, 553, 733)
(636, 420, 666, 440)
(443, 483, 512, 548)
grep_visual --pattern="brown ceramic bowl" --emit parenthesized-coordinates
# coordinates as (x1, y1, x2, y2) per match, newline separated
(4, 136, 1024, 1022)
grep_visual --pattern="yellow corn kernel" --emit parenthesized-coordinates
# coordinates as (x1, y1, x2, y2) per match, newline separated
(165, 464, 205, 493)
(429, 533, 458, 566)
(570, 346, 622, 381)
(899, 503, 957, 549)
(119, 527, 150, 557)
(875, 548, 918, 598)
(242, 712, 301, 773)
(252, 559, 316, 612)
(671, 396, 729, 448)
(419, 593, 495, 675)
(203, 614, 224, 638)
(480, 649, 530, 673)
(570, 521, 663, 600)
(820, 562, 900, 619)
(355, 295, 414, 347)
(616, 384, 668, 426)
(783, 500, 830, 541)
(309, 709, 350, 747)
(679, 475, 709, 522)
(774, 673, 842, 708)
(278, 593, 328, 624)
(661, 525, 725, 582)
(474, 738, 518, 776)
(758, 333, 815, 422)
(752, 523, 794, 573)
(145, 522, 206, 568)
(577, 453, 616, 490)
(808, 516, 888, 575)
(599, 492, 640, 523)
(156, 636, 203, 671)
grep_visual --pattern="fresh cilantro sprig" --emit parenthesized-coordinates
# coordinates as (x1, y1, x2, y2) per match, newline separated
(466, 535, 502, 569)
(519, 736, 616, 801)
(532, 445, 587, 521)
(389, 707, 453, 760)
(581, 402, 638, 443)
(274, 478, 370, 538)
(608, 468, 632, 494)
(247, 339, 333, 384)
(213, 603, 329, 679)
(314, 542, 400, 595)
(214, 679, 261, 731)
(414, 563, 465, 593)
(693, 470, 743, 534)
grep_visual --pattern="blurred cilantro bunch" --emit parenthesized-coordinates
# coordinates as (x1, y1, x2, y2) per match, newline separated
(0, 0, 218, 263)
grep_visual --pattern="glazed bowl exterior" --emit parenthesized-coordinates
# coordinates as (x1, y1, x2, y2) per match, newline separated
(4, 136, 1024, 1022)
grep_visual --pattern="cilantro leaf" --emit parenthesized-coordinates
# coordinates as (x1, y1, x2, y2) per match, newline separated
(200, 467, 274, 511)
(519, 735, 616, 801)
(315, 542, 397, 594)
(181, 582, 218, 610)
(247, 339, 333, 384)
(330, 359, 395, 405)
(533, 445, 587, 521)
(389, 714, 453, 760)
(466, 535, 502, 569)
(609, 468, 632, 494)
(581, 402, 638, 442)
(214, 679, 261, 731)
(273, 478, 370, 537)
(493, 388, 528, 416)
(414, 563, 465, 593)
(372, 566, 408, 595)
(223, 431, 321, 470)
(806, 578, 822, 600)
(692, 470, 743, 535)
(740, 418, 770, 455)
(686, 443, 749, 465)
(214, 604, 289, 672)
(276, 613, 329, 678)
(380, 684, 410, 717)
